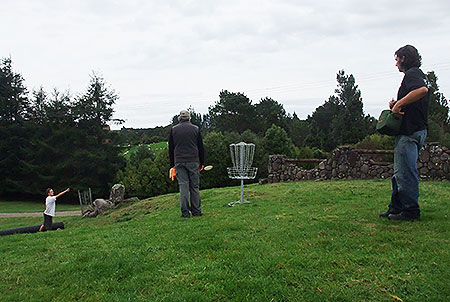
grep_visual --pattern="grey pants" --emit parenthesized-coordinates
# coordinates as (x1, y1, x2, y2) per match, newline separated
(176, 162, 201, 216)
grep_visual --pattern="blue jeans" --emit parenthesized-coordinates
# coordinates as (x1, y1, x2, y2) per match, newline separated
(175, 162, 202, 216)
(389, 129, 427, 218)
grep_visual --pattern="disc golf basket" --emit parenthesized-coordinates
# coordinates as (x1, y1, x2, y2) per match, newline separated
(78, 188, 92, 215)
(227, 142, 258, 207)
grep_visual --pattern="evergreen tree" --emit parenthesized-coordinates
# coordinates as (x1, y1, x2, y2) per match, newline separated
(70, 73, 123, 195)
(330, 70, 372, 147)
(0, 57, 28, 123)
(427, 71, 449, 144)
(29, 87, 48, 124)
(287, 112, 311, 148)
(307, 70, 373, 151)
(208, 90, 257, 133)
(170, 106, 206, 129)
(254, 97, 288, 135)
(74, 72, 118, 127)
(0, 58, 36, 197)
(306, 96, 342, 151)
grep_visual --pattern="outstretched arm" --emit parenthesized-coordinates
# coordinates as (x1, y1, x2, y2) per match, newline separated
(55, 188, 70, 199)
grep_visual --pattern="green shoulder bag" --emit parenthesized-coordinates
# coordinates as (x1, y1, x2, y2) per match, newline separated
(376, 110, 403, 136)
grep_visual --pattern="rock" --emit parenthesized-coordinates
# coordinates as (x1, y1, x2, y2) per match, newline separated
(110, 184, 125, 205)
(381, 172, 391, 179)
(443, 163, 450, 174)
(82, 184, 137, 218)
(361, 164, 369, 174)
(332, 169, 337, 178)
(369, 169, 378, 177)
(338, 165, 347, 173)
(273, 161, 280, 172)
(318, 161, 325, 170)
(259, 178, 269, 185)
(348, 150, 358, 166)
(420, 150, 430, 162)
(93, 198, 112, 213)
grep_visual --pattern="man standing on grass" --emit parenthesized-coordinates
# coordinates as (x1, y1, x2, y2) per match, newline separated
(379, 45, 430, 221)
(169, 110, 205, 218)
(39, 187, 70, 231)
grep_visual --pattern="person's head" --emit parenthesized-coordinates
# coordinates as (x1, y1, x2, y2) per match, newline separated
(178, 110, 191, 122)
(394, 45, 422, 72)
(46, 188, 54, 196)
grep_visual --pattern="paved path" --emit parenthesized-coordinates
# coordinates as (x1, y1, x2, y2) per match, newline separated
(0, 210, 81, 218)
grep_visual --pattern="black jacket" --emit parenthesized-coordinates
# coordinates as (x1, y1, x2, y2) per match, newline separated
(169, 121, 205, 167)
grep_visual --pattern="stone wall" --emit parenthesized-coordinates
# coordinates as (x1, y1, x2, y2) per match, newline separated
(268, 144, 450, 183)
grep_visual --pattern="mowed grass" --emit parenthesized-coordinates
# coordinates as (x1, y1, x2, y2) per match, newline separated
(121, 142, 168, 160)
(0, 200, 80, 213)
(1, 180, 449, 302)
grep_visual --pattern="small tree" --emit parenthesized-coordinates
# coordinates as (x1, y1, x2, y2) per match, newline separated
(263, 124, 295, 157)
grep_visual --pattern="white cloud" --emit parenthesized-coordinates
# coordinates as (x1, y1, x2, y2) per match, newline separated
(1, 0, 449, 128)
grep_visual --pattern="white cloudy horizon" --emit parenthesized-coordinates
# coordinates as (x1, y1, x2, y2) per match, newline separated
(1, 0, 449, 129)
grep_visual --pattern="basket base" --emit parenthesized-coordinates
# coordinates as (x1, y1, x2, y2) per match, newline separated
(227, 200, 250, 207)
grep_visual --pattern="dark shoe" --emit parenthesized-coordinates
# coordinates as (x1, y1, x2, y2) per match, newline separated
(388, 212, 420, 221)
(181, 214, 191, 218)
(192, 212, 203, 217)
(379, 209, 400, 218)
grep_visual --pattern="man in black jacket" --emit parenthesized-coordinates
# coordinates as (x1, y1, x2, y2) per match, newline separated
(379, 45, 429, 221)
(169, 110, 205, 218)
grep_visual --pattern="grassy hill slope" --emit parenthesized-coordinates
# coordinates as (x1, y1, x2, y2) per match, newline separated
(1, 180, 449, 302)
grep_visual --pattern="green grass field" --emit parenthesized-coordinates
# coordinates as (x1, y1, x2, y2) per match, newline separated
(1, 180, 449, 301)
(121, 142, 168, 160)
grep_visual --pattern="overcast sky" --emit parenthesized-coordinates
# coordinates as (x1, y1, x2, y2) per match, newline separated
(1, 0, 449, 129)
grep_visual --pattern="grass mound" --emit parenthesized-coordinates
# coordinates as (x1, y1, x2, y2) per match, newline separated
(1, 180, 449, 301)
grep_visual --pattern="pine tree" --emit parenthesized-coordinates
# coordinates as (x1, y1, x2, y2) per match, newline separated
(0, 57, 28, 123)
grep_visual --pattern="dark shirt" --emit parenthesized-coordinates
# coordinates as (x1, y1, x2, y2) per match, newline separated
(397, 67, 430, 135)
(169, 120, 205, 167)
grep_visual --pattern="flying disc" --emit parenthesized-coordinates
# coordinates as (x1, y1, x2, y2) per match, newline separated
(204, 165, 213, 171)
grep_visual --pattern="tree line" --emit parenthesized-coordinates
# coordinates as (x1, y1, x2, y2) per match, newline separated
(117, 69, 449, 198)
(0, 57, 123, 199)
(1, 56, 448, 200)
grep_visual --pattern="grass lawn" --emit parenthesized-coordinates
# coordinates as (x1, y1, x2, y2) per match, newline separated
(0, 200, 81, 213)
(1, 180, 449, 301)
(121, 142, 168, 160)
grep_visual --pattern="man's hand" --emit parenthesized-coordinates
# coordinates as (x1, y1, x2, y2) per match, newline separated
(169, 167, 176, 181)
(199, 165, 204, 171)
(56, 188, 70, 199)
(391, 101, 405, 115)
(389, 99, 396, 109)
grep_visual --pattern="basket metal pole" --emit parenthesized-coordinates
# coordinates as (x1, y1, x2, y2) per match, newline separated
(240, 179, 244, 203)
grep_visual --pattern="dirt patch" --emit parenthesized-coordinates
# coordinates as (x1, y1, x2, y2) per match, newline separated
(0, 211, 81, 218)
